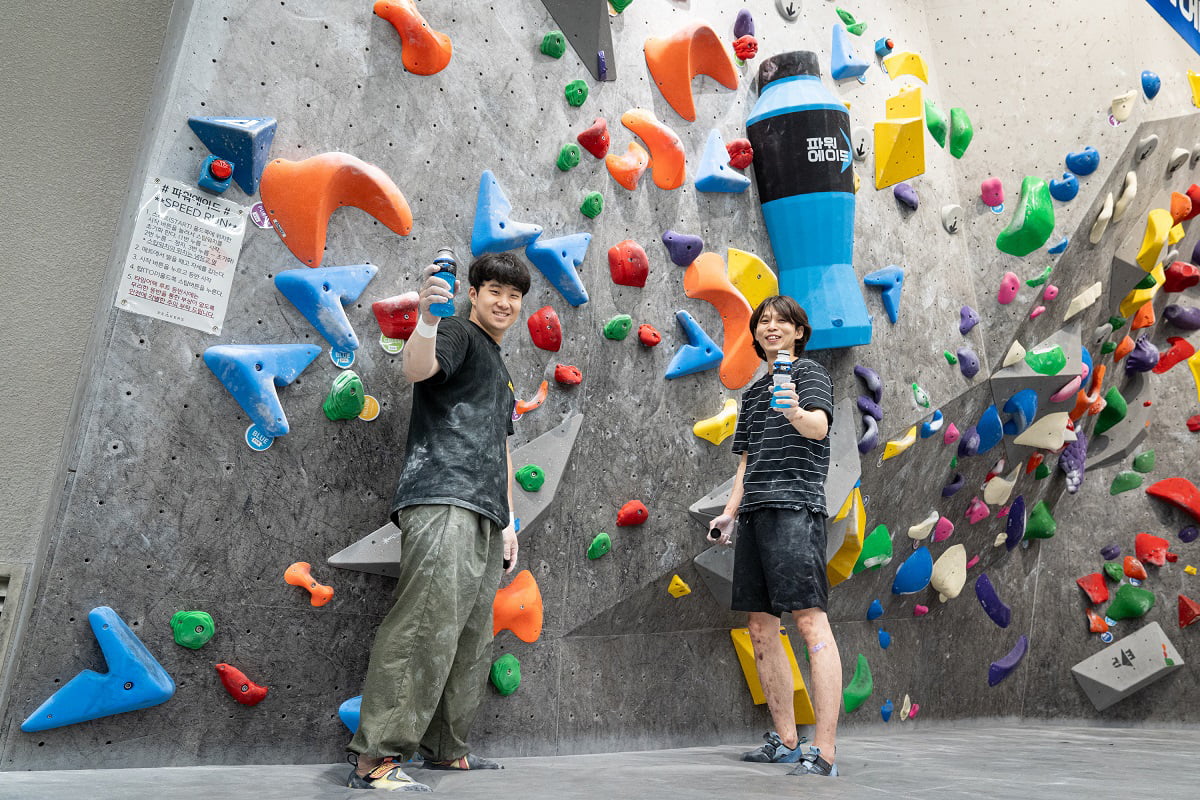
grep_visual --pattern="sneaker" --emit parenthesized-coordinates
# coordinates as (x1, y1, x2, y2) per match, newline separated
(347, 757, 432, 792)
(786, 749, 839, 777)
(740, 731, 811, 763)
(423, 754, 502, 770)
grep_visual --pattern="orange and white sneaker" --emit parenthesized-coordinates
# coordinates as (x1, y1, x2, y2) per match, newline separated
(424, 754, 502, 770)
(347, 757, 432, 792)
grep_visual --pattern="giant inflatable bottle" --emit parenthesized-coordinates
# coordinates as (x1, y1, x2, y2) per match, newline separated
(746, 51, 872, 350)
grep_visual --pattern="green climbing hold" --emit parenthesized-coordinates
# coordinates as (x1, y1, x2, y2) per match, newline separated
(1094, 387, 1128, 435)
(1108, 315, 1127, 331)
(1133, 272, 1157, 290)
(603, 314, 633, 340)
(1025, 500, 1056, 539)
(587, 532, 611, 559)
(925, 99, 948, 148)
(557, 143, 581, 172)
(1025, 265, 1053, 287)
(843, 653, 873, 713)
(1103, 561, 1125, 582)
(950, 456, 958, 469)
(324, 370, 365, 421)
(912, 383, 930, 408)
(836, 8, 867, 35)
(540, 31, 566, 58)
(853, 524, 893, 574)
(1110, 470, 1144, 495)
(609, 0, 634, 11)
(565, 79, 589, 107)
(515, 464, 545, 492)
(580, 191, 603, 218)
(1105, 584, 1156, 621)
(1024, 345, 1066, 376)
(996, 176, 1055, 257)
(848, 21, 868, 36)
(1132, 450, 1156, 473)
(944, 350, 957, 365)
(170, 610, 215, 650)
(1034, 462, 1050, 480)
(1100, 341, 1117, 355)
(948, 107, 974, 158)
(489, 653, 522, 696)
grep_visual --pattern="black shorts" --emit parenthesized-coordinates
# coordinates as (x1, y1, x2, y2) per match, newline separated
(732, 506, 829, 615)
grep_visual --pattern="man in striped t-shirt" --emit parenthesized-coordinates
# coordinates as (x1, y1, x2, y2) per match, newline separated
(709, 295, 843, 778)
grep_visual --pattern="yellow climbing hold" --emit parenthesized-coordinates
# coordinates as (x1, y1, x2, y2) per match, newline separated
(1185, 565, 1198, 576)
(1189, 70, 1200, 106)
(1119, 263, 1164, 318)
(1135, 208, 1172, 272)
(727, 248, 778, 310)
(882, 426, 917, 460)
(667, 574, 692, 598)
(730, 627, 816, 723)
(1188, 348, 1200, 403)
(1169, 222, 1186, 246)
(883, 51, 929, 83)
(875, 86, 925, 189)
(827, 486, 866, 588)
(693, 398, 738, 445)
(886, 86, 923, 118)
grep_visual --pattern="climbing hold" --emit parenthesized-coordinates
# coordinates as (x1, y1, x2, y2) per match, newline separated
(907, 510, 939, 541)
(733, 8, 756, 38)
(727, 248, 778, 309)
(882, 50, 928, 82)
(214, 663, 268, 707)
(1059, 432, 1088, 493)
(528, 306, 563, 351)
(931, 544, 967, 602)
(323, 370, 366, 421)
(983, 465, 1020, 506)
(1129, 301, 1156, 331)
(556, 143, 582, 171)
(1142, 70, 1161, 99)
(493, 570, 544, 643)
(204, 344, 322, 439)
(285, 562, 333, 607)
(637, 323, 661, 347)
(882, 426, 917, 460)
(996, 176, 1055, 257)
(1135, 532, 1170, 566)
(1103, 561, 1126, 582)
(975, 574, 1012, 628)
(973, 405, 1004, 454)
(1190, 416, 1200, 432)
(577, 118, 610, 159)
(980, 177, 1004, 211)
(925, 99, 948, 147)
(540, 30, 566, 58)
(1066, 146, 1101, 176)
(372, 291, 420, 343)
(1110, 90, 1137, 123)
(608, 240, 649, 288)
(997, 271, 1020, 304)
(694, 399, 738, 445)
(662, 230, 705, 266)
(831, 24, 870, 81)
(1047, 237, 1069, 255)
(1101, 544, 1122, 561)
(1111, 172, 1137, 224)
(564, 78, 589, 106)
(920, 410, 944, 438)
(1164, 261, 1200, 292)
(580, 191, 604, 218)
(471, 170, 543, 257)
(959, 306, 980, 334)
(857, 414, 880, 453)
(965, 496, 990, 524)
(988, 635, 1028, 687)
(1024, 345, 1066, 375)
(956, 347, 980, 379)
(1125, 336, 1159, 373)
(605, 141, 650, 190)
(835, 7, 866, 35)
(1164, 304, 1200, 331)
(695, 129, 751, 193)
(276, 264, 377, 357)
(892, 546, 933, 595)
(665, 310, 723, 379)
(864, 265, 905, 323)
(726, 138, 754, 169)
(854, 524, 894, 573)
(949, 108, 974, 158)
(1087, 608, 1109, 633)
(602, 314, 633, 341)
(1077, 573, 1110, 605)
(1146, 477, 1200, 522)
(1003, 496, 1027, 550)
(1153, 337, 1195, 374)
(1094, 387, 1128, 435)
(259, 152, 412, 267)
(893, 183, 918, 210)
(867, 599, 884, 620)
(857, 395, 883, 421)
(874, 112, 926, 189)
(514, 380, 549, 416)
(643, 21, 738, 121)
(554, 364, 583, 386)
(526, 233, 592, 307)
(587, 533, 611, 560)
(1025, 265, 1053, 288)
(1049, 173, 1079, 202)
(941, 204, 963, 234)
(843, 654, 873, 713)
(732, 35, 758, 61)
(1181, 595, 1200, 628)
(1013, 411, 1073, 450)
(913, 605, 929, 617)
(373, 0, 452, 75)
(621, 108, 686, 190)
(854, 365, 883, 403)
(1169, 148, 1191, 175)
(1134, 134, 1159, 162)
(187, 116, 276, 195)
(878, 630, 891, 649)
(932, 516, 955, 543)
(943, 423, 961, 446)
(490, 653, 521, 696)
(1001, 389, 1038, 436)
(515, 464, 545, 493)
(617, 500, 649, 526)
(1025, 501, 1056, 540)
(170, 610, 215, 651)
(668, 575, 692, 598)
(1125, 556, 1149, 581)
(1106, 583, 1155, 620)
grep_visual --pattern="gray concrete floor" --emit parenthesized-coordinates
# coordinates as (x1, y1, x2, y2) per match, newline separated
(0, 724, 1195, 799)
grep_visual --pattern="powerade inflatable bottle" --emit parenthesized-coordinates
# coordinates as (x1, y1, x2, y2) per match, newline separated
(746, 51, 872, 350)
(770, 349, 792, 410)
(430, 247, 457, 318)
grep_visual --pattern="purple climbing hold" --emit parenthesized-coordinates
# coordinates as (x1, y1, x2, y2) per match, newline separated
(1180, 526, 1199, 544)
(734, 8, 755, 38)
(894, 182, 918, 210)
(975, 573, 1012, 628)
(857, 395, 883, 421)
(854, 364, 883, 403)
(1164, 304, 1200, 331)
(959, 305, 980, 335)
(597, 50, 608, 81)
(988, 635, 1028, 686)
(1193, 240, 1200, 267)
(956, 346, 980, 379)
(957, 425, 981, 458)
(1125, 336, 1160, 373)
(1058, 429, 1087, 494)
(661, 230, 704, 266)
(858, 414, 880, 453)
(942, 472, 965, 497)
(1100, 544, 1121, 560)
(1004, 496, 1026, 550)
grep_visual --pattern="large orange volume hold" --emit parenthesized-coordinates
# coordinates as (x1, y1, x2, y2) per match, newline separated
(606, 141, 650, 190)
(373, 0, 452, 76)
(621, 109, 686, 190)
(493, 570, 543, 643)
(683, 252, 757, 389)
(259, 152, 413, 267)
(643, 21, 739, 121)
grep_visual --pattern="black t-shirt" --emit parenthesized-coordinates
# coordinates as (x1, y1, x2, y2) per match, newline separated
(731, 358, 834, 516)
(390, 317, 516, 528)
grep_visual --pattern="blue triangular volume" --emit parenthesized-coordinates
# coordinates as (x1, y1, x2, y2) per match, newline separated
(695, 129, 751, 194)
(525, 233, 591, 306)
(666, 310, 723, 379)
(831, 24, 870, 81)
(891, 546, 933, 595)
(471, 170, 543, 257)
(186, 116, 277, 195)
(204, 344, 322, 437)
(274, 264, 378, 351)
(863, 265, 905, 324)
(1002, 389, 1038, 436)
(975, 403, 1004, 454)
(21, 607, 176, 732)
(339, 695, 362, 733)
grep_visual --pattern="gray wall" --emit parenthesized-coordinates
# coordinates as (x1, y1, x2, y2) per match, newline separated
(2, 0, 1199, 770)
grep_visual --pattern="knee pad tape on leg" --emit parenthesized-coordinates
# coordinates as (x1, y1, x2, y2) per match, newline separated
(811, 641, 828, 654)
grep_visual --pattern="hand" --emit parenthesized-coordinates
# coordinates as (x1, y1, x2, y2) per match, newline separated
(502, 522, 518, 574)
(708, 513, 736, 545)
(774, 381, 801, 420)
(417, 263, 457, 323)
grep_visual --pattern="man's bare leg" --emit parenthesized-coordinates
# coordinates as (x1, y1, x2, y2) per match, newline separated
(792, 608, 841, 763)
(746, 611, 800, 749)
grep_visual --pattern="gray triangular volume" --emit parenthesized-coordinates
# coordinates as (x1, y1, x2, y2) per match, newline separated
(327, 522, 404, 579)
(693, 544, 735, 608)
(539, 0, 616, 82)
(824, 396, 861, 516)
(1070, 621, 1183, 711)
(689, 476, 735, 528)
(1108, 254, 1147, 313)
(1087, 372, 1154, 469)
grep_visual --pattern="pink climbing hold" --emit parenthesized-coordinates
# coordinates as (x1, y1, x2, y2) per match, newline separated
(913, 604, 930, 617)
(966, 554, 980, 569)
(998, 272, 1020, 304)
(966, 496, 990, 524)
(932, 516, 955, 542)
(1043, 284, 1059, 301)
(908, 703, 921, 720)
(1029, 305, 1046, 319)
(943, 423, 960, 445)
(1049, 375, 1083, 403)
(981, 177, 1004, 210)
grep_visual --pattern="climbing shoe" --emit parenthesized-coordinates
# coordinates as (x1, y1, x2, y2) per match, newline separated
(786, 749, 839, 777)
(424, 754, 502, 770)
(347, 757, 432, 792)
(740, 731, 812, 763)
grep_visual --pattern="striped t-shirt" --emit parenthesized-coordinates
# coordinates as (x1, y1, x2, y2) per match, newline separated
(731, 358, 834, 516)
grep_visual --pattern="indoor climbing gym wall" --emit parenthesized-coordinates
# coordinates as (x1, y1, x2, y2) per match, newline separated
(3, 0, 1200, 769)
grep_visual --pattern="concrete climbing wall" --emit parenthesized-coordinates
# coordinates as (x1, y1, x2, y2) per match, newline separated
(3, 0, 1200, 770)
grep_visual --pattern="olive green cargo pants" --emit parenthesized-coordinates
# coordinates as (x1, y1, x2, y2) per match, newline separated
(348, 504, 504, 761)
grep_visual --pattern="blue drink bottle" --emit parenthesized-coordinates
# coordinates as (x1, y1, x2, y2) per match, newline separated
(746, 51, 872, 350)
(430, 247, 457, 318)
(770, 349, 792, 410)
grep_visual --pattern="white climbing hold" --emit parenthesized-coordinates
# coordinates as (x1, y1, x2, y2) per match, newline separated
(1002, 340, 1027, 368)
(1134, 134, 1159, 162)
(1110, 90, 1137, 123)
(1168, 148, 1190, 174)
(907, 510, 940, 541)
(1064, 281, 1103, 321)
(1112, 172, 1137, 224)
(1089, 192, 1114, 244)
(931, 544, 967, 603)
(852, 127, 870, 161)
(983, 465, 1022, 506)
(1012, 411, 1075, 450)
(941, 204, 963, 234)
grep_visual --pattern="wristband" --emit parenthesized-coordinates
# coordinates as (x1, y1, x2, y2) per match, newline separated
(414, 317, 439, 339)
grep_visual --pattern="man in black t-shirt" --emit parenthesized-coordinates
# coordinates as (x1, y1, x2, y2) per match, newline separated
(347, 252, 531, 792)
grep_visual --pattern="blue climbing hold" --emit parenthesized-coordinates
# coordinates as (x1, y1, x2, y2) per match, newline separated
(695, 129, 751, 193)
(21, 607, 176, 732)
(892, 546, 933, 595)
(339, 695, 362, 733)
(1081, 346, 1093, 377)
(198, 154, 233, 194)
(187, 116, 277, 195)
(275, 264, 378, 354)
(1047, 236, 1069, 255)
(988, 635, 1028, 686)
(1049, 172, 1079, 202)
(1142, 69, 1161, 100)
(863, 265, 905, 324)
(881, 698, 894, 721)
(874, 37, 894, 58)
(920, 409, 944, 438)
(867, 598, 884, 620)
(1001, 389, 1038, 436)
(470, 170, 543, 257)
(1064, 147, 1100, 176)
(974, 573, 1012, 628)
(878, 630, 892, 649)
(204, 344, 323, 437)
(975, 404, 1004, 454)
(525, 233, 592, 307)
(831, 24, 870, 81)
(1005, 496, 1026, 550)
(665, 310, 723, 379)
(662, 230, 705, 266)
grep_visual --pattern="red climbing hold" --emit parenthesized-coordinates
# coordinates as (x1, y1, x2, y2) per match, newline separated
(527, 305, 563, 351)
(1146, 477, 1200, 522)
(617, 500, 649, 526)
(1086, 608, 1109, 633)
(1180, 594, 1200, 628)
(1153, 337, 1195, 374)
(1186, 184, 1200, 221)
(1188, 414, 1200, 432)
(372, 292, 421, 340)
(554, 364, 583, 385)
(1025, 452, 1044, 475)
(577, 117, 611, 159)
(1076, 572, 1109, 604)
(215, 663, 269, 706)
(1164, 261, 1200, 292)
(608, 239, 650, 287)
(726, 138, 754, 169)
(732, 35, 759, 60)
(1123, 556, 1148, 581)
(1135, 532, 1171, 566)
(637, 323, 662, 347)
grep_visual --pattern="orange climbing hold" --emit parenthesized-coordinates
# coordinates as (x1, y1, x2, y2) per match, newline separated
(515, 380, 549, 416)
(1113, 335, 1135, 362)
(1146, 477, 1200, 522)
(606, 141, 650, 190)
(373, 0, 453, 76)
(284, 561, 334, 607)
(643, 21, 739, 122)
(1170, 191, 1193, 225)
(682, 252, 758, 390)
(621, 109, 686, 190)
(1130, 301, 1156, 330)
(260, 152, 413, 267)
(1086, 608, 1109, 633)
(1123, 556, 1148, 581)
(1070, 364, 1106, 421)
(493, 569, 543, 643)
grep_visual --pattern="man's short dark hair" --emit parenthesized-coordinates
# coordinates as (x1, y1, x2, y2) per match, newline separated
(468, 252, 531, 295)
(749, 295, 813, 360)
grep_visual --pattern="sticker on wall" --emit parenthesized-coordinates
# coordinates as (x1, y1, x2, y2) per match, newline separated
(245, 424, 274, 451)
(249, 202, 272, 228)
(379, 335, 405, 354)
